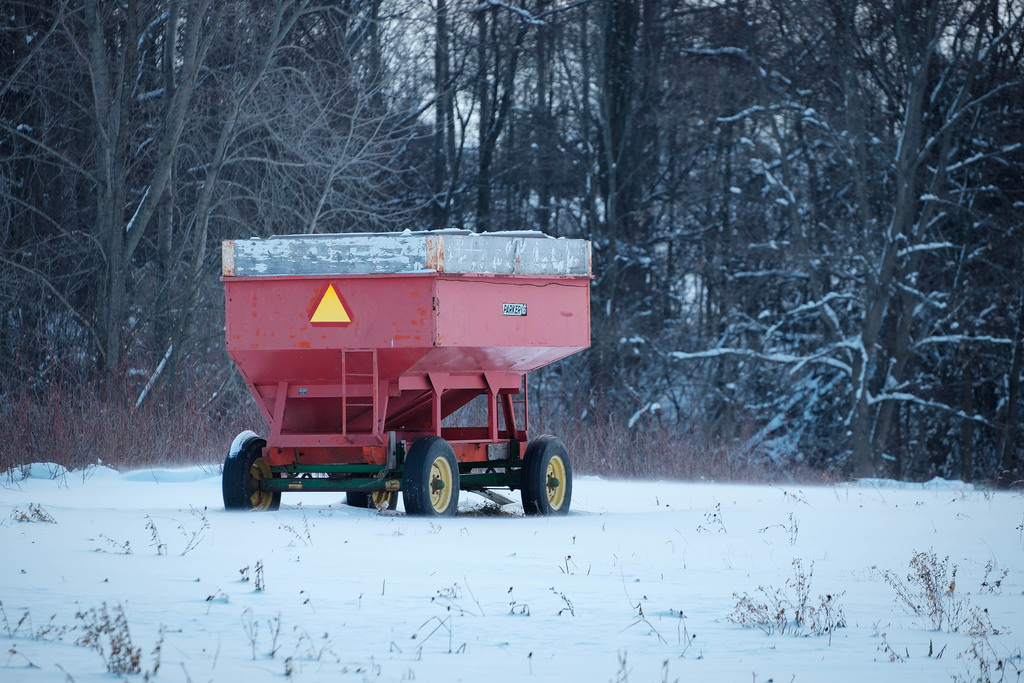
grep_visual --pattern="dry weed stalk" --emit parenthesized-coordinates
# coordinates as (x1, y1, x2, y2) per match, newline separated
(727, 558, 847, 641)
(74, 602, 157, 676)
(879, 550, 992, 634)
(11, 503, 57, 523)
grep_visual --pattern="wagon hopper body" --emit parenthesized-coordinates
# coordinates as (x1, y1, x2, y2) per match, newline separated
(221, 231, 591, 516)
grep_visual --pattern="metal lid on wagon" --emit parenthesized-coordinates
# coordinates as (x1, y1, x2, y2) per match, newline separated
(221, 230, 592, 278)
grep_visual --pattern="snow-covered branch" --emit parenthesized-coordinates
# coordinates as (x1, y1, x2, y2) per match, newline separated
(896, 241, 954, 258)
(669, 347, 852, 375)
(482, 0, 546, 27)
(867, 392, 992, 426)
(914, 335, 1014, 348)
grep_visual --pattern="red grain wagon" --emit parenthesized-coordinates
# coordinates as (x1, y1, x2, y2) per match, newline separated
(220, 231, 591, 516)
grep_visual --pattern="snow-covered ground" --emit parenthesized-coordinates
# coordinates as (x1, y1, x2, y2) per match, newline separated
(2, 464, 1022, 682)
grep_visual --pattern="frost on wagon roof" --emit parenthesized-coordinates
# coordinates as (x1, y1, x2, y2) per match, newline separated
(222, 230, 592, 277)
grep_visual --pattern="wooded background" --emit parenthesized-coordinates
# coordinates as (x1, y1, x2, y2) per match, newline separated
(2, 0, 1022, 484)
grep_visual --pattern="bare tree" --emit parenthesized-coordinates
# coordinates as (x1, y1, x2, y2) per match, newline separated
(1, 0, 421, 395)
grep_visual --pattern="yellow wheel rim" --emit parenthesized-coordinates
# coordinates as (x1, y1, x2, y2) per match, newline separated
(428, 457, 454, 514)
(248, 457, 276, 511)
(545, 455, 567, 510)
(371, 491, 393, 511)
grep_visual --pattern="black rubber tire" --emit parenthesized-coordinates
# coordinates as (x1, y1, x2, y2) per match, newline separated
(521, 435, 572, 516)
(222, 434, 281, 511)
(346, 491, 398, 511)
(402, 436, 459, 516)
(346, 492, 370, 508)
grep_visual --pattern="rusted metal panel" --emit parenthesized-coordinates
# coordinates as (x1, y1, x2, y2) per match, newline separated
(425, 235, 445, 272)
(222, 230, 591, 277)
(222, 240, 236, 277)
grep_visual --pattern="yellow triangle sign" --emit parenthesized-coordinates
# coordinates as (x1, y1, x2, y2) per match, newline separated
(310, 285, 351, 324)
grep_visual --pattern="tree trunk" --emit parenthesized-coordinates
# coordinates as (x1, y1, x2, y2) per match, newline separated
(997, 291, 1024, 488)
(473, 5, 527, 233)
(84, 0, 134, 381)
(432, 0, 453, 230)
(532, 0, 552, 233)
(960, 341, 975, 482)
(475, 7, 492, 232)
(81, 0, 218, 383)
